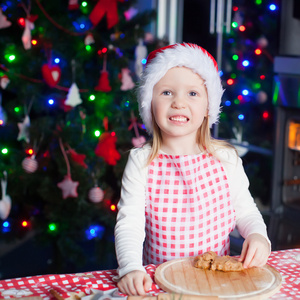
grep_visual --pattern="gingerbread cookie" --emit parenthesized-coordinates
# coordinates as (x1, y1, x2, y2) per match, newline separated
(194, 251, 244, 272)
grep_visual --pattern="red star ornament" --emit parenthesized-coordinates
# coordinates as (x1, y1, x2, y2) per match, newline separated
(57, 175, 79, 199)
(67, 149, 88, 168)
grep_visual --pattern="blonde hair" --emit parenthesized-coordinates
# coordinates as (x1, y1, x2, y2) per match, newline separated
(146, 115, 235, 165)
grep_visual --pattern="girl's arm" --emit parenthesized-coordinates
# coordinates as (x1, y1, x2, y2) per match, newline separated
(114, 147, 149, 280)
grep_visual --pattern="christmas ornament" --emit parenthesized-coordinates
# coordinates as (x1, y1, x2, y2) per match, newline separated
(0, 74, 10, 89)
(124, 7, 138, 21)
(22, 155, 38, 173)
(0, 9, 11, 29)
(134, 39, 147, 78)
(68, 0, 79, 10)
(95, 71, 112, 92)
(65, 83, 83, 107)
(0, 171, 11, 220)
(120, 68, 135, 91)
(17, 115, 31, 143)
(57, 175, 79, 199)
(67, 148, 88, 168)
(42, 64, 61, 87)
(129, 111, 146, 148)
(256, 91, 268, 104)
(95, 132, 120, 165)
(257, 36, 268, 48)
(84, 33, 95, 45)
(89, 0, 124, 29)
(22, 18, 35, 50)
(88, 186, 104, 203)
(57, 138, 79, 199)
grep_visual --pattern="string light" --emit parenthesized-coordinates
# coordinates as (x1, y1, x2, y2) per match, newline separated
(0, 120, 4, 126)
(110, 204, 116, 211)
(48, 99, 54, 105)
(85, 225, 105, 240)
(85, 45, 92, 52)
(238, 114, 245, 120)
(232, 54, 239, 61)
(232, 22, 238, 28)
(18, 18, 25, 27)
(22, 220, 28, 227)
(48, 223, 57, 231)
(81, 2, 88, 7)
(260, 75, 266, 80)
(225, 100, 231, 106)
(227, 79, 234, 85)
(263, 111, 269, 119)
(233, 6, 238, 11)
(255, 48, 262, 55)
(239, 25, 246, 32)
(89, 95, 96, 101)
(94, 130, 101, 137)
(1, 148, 8, 154)
(31, 40, 37, 46)
(54, 58, 60, 64)
(242, 60, 250, 67)
(14, 107, 20, 113)
(269, 4, 277, 11)
(242, 89, 249, 96)
(5, 54, 16, 62)
(26, 148, 34, 155)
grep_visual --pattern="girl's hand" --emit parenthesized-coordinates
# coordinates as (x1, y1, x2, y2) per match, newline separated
(117, 270, 153, 296)
(239, 233, 270, 268)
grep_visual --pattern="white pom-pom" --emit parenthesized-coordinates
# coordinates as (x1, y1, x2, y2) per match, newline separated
(22, 156, 38, 173)
(88, 186, 104, 203)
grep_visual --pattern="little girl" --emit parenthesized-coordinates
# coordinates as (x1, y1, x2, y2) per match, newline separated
(114, 43, 271, 296)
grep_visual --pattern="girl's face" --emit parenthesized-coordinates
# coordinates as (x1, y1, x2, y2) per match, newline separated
(152, 67, 208, 146)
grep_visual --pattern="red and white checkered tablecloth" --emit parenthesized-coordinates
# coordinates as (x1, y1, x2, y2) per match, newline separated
(0, 249, 299, 299)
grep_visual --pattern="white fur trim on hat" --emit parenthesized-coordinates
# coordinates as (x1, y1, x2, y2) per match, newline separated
(138, 43, 224, 134)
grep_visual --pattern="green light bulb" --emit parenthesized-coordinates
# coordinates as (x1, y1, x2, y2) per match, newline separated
(94, 130, 101, 137)
(82, 1, 88, 7)
(1, 148, 8, 154)
(49, 223, 57, 231)
(89, 94, 96, 101)
(232, 54, 239, 61)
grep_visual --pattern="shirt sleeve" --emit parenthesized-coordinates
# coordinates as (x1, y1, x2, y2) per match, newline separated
(113, 147, 149, 280)
(218, 148, 271, 251)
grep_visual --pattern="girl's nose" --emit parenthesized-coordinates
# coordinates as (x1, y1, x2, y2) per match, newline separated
(171, 96, 186, 109)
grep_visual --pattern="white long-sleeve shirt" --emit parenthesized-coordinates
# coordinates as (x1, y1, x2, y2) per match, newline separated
(114, 144, 270, 279)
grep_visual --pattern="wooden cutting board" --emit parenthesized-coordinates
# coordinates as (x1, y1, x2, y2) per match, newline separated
(154, 257, 282, 300)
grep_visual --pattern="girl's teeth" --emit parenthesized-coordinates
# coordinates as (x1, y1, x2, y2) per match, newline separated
(170, 117, 188, 122)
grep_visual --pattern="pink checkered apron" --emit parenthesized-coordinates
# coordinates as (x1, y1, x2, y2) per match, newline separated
(143, 153, 236, 265)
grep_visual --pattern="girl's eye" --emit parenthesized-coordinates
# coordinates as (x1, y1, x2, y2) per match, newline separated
(189, 91, 197, 96)
(162, 91, 171, 96)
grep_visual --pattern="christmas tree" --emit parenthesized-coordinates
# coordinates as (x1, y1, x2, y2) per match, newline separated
(0, 0, 155, 277)
(218, 0, 279, 207)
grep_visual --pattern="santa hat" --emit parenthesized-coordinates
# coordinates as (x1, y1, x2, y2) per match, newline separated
(138, 43, 224, 134)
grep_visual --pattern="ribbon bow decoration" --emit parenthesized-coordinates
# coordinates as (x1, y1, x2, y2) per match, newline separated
(89, 0, 124, 29)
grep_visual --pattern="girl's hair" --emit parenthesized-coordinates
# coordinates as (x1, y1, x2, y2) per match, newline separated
(146, 114, 235, 165)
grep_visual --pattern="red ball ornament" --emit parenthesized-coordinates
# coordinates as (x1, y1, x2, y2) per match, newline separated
(88, 186, 104, 203)
(22, 156, 38, 173)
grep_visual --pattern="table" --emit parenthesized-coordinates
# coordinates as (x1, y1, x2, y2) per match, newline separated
(0, 249, 299, 300)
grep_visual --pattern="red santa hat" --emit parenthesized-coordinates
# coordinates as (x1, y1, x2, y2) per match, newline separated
(138, 43, 224, 134)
